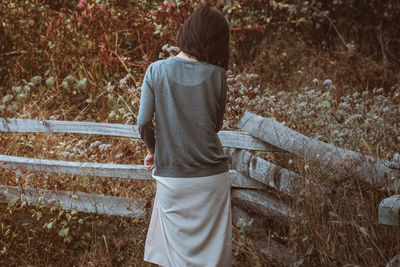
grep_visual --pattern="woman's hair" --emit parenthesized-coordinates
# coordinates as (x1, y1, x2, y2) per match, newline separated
(176, 6, 230, 70)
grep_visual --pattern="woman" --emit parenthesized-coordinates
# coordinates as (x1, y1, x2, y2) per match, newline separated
(137, 5, 231, 267)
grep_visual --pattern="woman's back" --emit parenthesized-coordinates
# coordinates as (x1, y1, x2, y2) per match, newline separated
(138, 56, 228, 178)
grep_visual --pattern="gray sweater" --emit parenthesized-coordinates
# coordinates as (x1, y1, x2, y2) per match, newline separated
(137, 56, 228, 178)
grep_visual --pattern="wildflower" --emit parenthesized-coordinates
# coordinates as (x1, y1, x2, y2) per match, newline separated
(312, 78, 319, 84)
(115, 153, 124, 159)
(99, 144, 112, 152)
(107, 82, 114, 92)
(60, 151, 71, 158)
(76, 140, 87, 147)
(90, 141, 102, 149)
(305, 89, 315, 95)
(323, 79, 332, 86)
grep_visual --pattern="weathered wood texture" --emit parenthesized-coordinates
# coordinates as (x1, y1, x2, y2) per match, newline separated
(0, 118, 282, 152)
(0, 155, 266, 190)
(0, 118, 139, 137)
(379, 195, 400, 226)
(229, 169, 267, 190)
(0, 185, 146, 217)
(238, 112, 400, 191)
(231, 189, 300, 225)
(0, 154, 153, 180)
(226, 148, 310, 197)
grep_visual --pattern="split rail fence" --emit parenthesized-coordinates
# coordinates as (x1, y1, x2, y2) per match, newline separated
(1, 112, 399, 266)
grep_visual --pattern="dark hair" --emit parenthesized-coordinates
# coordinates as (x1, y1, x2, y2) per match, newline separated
(176, 6, 230, 70)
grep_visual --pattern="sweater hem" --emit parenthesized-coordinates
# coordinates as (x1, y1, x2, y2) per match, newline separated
(153, 162, 228, 178)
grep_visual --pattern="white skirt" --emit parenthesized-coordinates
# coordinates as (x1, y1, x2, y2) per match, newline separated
(144, 172, 232, 267)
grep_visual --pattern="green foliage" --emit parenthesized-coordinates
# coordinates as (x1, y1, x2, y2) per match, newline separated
(285, 1, 400, 60)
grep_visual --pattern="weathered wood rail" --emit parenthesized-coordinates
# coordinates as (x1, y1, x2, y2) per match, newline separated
(1, 113, 399, 266)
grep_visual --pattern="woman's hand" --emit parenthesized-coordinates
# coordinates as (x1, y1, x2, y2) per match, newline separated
(144, 148, 155, 171)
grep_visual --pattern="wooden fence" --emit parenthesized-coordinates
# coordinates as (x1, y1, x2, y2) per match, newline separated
(1, 112, 399, 266)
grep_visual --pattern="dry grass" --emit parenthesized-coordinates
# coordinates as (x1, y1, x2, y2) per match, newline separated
(1, 2, 400, 265)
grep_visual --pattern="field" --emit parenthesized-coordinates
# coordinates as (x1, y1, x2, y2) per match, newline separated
(1, 0, 400, 266)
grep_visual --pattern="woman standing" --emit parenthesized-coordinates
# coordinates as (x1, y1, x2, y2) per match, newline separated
(137, 5, 231, 267)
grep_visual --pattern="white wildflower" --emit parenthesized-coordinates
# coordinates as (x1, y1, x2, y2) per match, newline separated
(90, 140, 102, 149)
(312, 78, 319, 84)
(60, 151, 72, 158)
(107, 82, 114, 92)
(76, 140, 87, 147)
(323, 79, 332, 86)
(99, 144, 112, 152)
(115, 153, 124, 159)
(305, 89, 315, 95)
(26, 173, 35, 180)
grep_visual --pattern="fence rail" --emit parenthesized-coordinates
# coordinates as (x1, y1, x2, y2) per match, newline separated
(1, 113, 399, 266)
(0, 118, 283, 152)
(0, 185, 146, 218)
(238, 112, 399, 191)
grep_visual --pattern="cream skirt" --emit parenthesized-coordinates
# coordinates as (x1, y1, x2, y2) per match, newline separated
(144, 172, 232, 267)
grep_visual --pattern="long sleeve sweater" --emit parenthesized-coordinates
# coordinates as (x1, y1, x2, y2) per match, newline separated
(137, 56, 228, 178)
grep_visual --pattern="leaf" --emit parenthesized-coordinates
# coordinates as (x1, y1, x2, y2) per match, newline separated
(63, 75, 76, 85)
(318, 100, 331, 109)
(76, 78, 87, 90)
(12, 86, 21, 93)
(31, 75, 42, 85)
(306, 246, 313, 255)
(7, 103, 19, 113)
(45, 221, 54, 229)
(60, 81, 69, 90)
(23, 85, 31, 92)
(2, 94, 13, 103)
(58, 227, 69, 237)
(46, 77, 55, 88)
(359, 227, 368, 237)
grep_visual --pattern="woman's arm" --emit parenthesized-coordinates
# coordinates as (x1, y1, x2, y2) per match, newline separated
(137, 65, 156, 171)
(137, 65, 156, 149)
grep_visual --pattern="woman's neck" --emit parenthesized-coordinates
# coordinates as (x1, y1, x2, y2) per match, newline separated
(176, 51, 198, 62)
